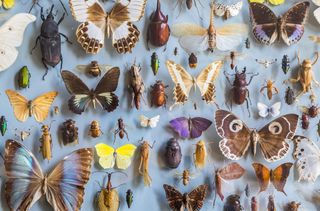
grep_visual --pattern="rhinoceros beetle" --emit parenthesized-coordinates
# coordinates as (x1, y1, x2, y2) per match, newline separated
(31, 5, 71, 80)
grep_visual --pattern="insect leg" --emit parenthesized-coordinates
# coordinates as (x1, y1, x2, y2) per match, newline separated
(60, 33, 72, 44)
(30, 36, 40, 54)
(59, 54, 63, 71)
(124, 130, 129, 142)
(42, 59, 49, 80)
(194, 0, 203, 20)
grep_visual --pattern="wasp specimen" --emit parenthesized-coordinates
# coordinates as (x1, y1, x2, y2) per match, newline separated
(113, 118, 129, 143)
(260, 80, 279, 100)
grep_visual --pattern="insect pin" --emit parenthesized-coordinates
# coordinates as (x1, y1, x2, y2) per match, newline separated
(18, 66, 31, 89)
(282, 54, 290, 74)
(113, 118, 129, 143)
(126, 189, 133, 208)
(151, 52, 160, 75)
(0, 116, 7, 136)
(89, 120, 103, 138)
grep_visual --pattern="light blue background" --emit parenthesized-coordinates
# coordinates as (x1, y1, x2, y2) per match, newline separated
(0, 0, 320, 210)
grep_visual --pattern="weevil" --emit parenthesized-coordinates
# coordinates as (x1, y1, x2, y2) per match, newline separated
(39, 124, 53, 160)
(89, 120, 103, 138)
(0, 116, 7, 136)
(113, 118, 129, 143)
(126, 189, 133, 208)
(260, 80, 279, 100)
(18, 66, 31, 89)
(129, 62, 145, 110)
(31, 5, 72, 80)
(151, 52, 160, 75)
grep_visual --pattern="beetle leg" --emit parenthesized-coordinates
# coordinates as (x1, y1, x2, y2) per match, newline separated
(245, 98, 251, 117)
(60, 33, 72, 44)
(57, 13, 65, 25)
(40, 6, 45, 21)
(274, 86, 279, 94)
(113, 129, 119, 144)
(124, 130, 129, 142)
(42, 59, 49, 80)
(60, 54, 63, 71)
(246, 88, 252, 105)
(30, 36, 40, 54)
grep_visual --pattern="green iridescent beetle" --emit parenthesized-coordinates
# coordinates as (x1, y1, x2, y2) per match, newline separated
(151, 52, 160, 76)
(18, 66, 31, 88)
(0, 116, 7, 136)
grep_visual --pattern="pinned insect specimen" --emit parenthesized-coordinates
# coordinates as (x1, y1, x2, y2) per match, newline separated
(140, 115, 160, 128)
(301, 113, 310, 130)
(282, 55, 290, 74)
(166, 60, 222, 109)
(284, 52, 319, 100)
(172, 3, 248, 53)
(39, 124, 53, 161)
(69, 0, 147, 54)
(5, 89, 58, 122)
(225, 51, 246, 70)
(0, 13, 36, 72)
(214, 0, 243, 20)
(255, 58, 277, 69)
(169, 116, 212, 139)
(139, 140, 155, 186)
(285, 86, 295, 105)
(188, 53, 197, 68)
(174, 47, 178, 56)
(260, 80, 278, 100)
(193, 140, 206, 169)
(249, 2, 309, 45)
(252, 162, 293, 195)
(95, 143, 136, 169)
(257, 102, 281, 118)
(147, 0, 170, 49)
(61, 68, 120, 114)
(249, 0, 285, 5)
(174, 0, 203, 18)
(126, 189, 133, 208)
(309, 35, 320, 44)
(301, 104, 320, 118)
(129, 63, 145, 110)
(245, 184, 250, 197)
(0, 0, 14, 9)
(245, 38, 250, 49)
(0, 116, 7, 136)
(76, 61, 112, 77)
(251, 197, 258, 211)
(89, 120, 103, 138)
(15, 128, 31, 142)
(163, 184, 208, 211)
(267, 195, 276, 211)
(175, 169, 195, 186)
(61, 119, 78, 145)
(164, 138, 182, 169)
(113, 118, 129, 142)
(313, 0, 320, 25)
(53, 106, 59, 115)
(150, 80, 168, 107)
(215, 110, 298, 162)
(4, 140, 93, 211)
(151, 52, 160, 75)
(286, 201, 301, 211)
(17, 66, 31, 89)
(224, 194, 243, 211)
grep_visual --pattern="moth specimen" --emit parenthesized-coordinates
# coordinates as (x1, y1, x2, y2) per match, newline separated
(69, 0, 147, 54)
(193, 140, 206, 169)
(257, 102, 281, 118)
(313, 0, 320, 24)
(140, 115, 160, 128)
(214, 1, 242, 20)
(61, 68, 120, 114)
(129, 63, 145, 110)
(249, 2, 309, 45)
(260, 80, 278, 100)
(249, 0, 285, 5)
(139, 140, 154, 186)
(215, 110, 298, 162)
(4, 140, 93, 211)
(255, 58, 277, 69)
(164, 138, 182, 169)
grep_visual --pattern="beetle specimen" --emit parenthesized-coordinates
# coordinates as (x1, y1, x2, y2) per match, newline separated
(224, 67, 259, 115)
(245, 38, 250, 49)
(151, 52, 160, 75)
(126, 189, 133, 208)
(129, 62, 145, 110)
(76, 61, 112, 77)
(188, 53, 197, 68)
(164, 138, 182, 168)
(251, 197, 258, 211)
(174, 47, 178, 56)
(285, 86, 295, 105)
(61, 119, 78, 145)
(260, 80, 279, 100)
(245, 184, 250, 198)
(18, 66, 31, 89)
(255, 58, 277, 69)
(193, 140, 206, 169)
(89, 120, 103, 138)
(224, 194, 243, 211)
(15, 128, 31, 142)
(31, 5, 72, 80)
(39, 124, 52, 160)
(53, 106, 59, 115)
(301, 104, 320, 118)
(267, 195, 275, 211)
(284, 52, 319, 100)
(150, 80, 168, 107)
(147, 0, 170, 49)
(286, 201, 301, 211)
(0, 116, 7, 136)
(301, 113, 309, 130)
(282, 54, 290, 74)
(139, 140, 155, 186)
(113, 118, 129, 143)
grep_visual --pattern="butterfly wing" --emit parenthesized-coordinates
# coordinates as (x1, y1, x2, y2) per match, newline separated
(314, 7, 320, 25)
(313, 0, 320, 6)
(115, 144, 137, 169)
(4, 140, 44, 211)
(214, 3, 227, 17)
(257, 102, 269, 118)
(140, 115, 149, 127)
(31, 91, 58, 122)
(95, 143, 116, 169)
(148, 115, 160, 128)
(61, 70, 91, 114)
(190, 117, 212, 139)
(281, 1, 310, 46)
(218, 162, 245, 180)
(258, 114, 298, 162)
(269, 102, 281, 117)
(163, 184, 184, 211)
(271, 162, 293, 195)
(252, 163, 270, 193)
(249, 3, 278, 45)
(215, 110, 251, 160)
(228, 1, 243, 17)
(196, 61, 223, 103)
(2, 0, 15, 9)
(5, 89, 29, 122)
(186, 184, 208, 211)
(45, 148, 93, 211)
(268, 0, 285, 5)
(293, 136, 320, 182)
(169, 117, 190, 138)
(0, 13, 36, 71)
(216, 24, 248, 51)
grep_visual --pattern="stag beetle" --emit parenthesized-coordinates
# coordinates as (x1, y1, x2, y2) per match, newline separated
(31, 5, 71, 80)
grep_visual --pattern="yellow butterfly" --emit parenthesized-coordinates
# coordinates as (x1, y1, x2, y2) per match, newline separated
(95, 143, 136, 169)
(249, 0, 285, 6)
(5, 89, 58, 122)
(0, 0, 14, 9)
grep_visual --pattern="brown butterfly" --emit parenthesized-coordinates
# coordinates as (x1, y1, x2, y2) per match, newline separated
(163, 184, 208, 211)
(214, 110, 298, 162)
(252, 162, 293, 195)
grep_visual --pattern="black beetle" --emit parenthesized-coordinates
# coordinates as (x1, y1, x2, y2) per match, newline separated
(224, 194, 243, 211)
(31, 5, 71, 80)
(164, 138, 182, 168)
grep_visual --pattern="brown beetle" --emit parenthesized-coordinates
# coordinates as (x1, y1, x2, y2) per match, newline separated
(260, 80, 279, 100)
(89, 120, 103, 138)
(285, 86, 295, 105)
(301, 113, 309, 130)
(286, 201, 301, 211)
(113, 118, 129, 142)
(188, 53, 197, 68)
(61, 119, 78, 145)
(301, 104, 320, 118)
(129, 63, 145, 110)
(150, 80, 168, 107)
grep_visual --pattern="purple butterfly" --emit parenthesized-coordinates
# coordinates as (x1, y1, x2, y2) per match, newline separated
(169, 117, 212, 139)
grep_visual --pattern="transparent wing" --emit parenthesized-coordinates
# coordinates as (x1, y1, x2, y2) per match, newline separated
(216, 24, 248, 51)
(179, 35, 209, 54)
(172, 23, 207, 37)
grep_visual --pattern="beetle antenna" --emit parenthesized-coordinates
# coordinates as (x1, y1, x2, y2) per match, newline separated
(58, 0, 69, 15)
(49, 4, 54, 15)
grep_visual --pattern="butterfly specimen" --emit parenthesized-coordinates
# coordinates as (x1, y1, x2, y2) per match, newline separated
(214, 0, 243, 20)
(5, 89, 58, 123)
(172, 3, 248, 54)
(170, 116, 212, 139)
(257, 102, 281, 118)
(293, 136, 320, 182)
(166, 60, 223, 109)
(0, 13, 36, 71)
(255, 58, 277, 69)
(252, 162, 293, 195)
(0, 0, 14, 9)
(140, 115, 160, 128)
(61, 68, 120, 114)
(214, 110, 298, 162)
(249, 2, 309, 46)
(249, 0, 284, 5)
(95, 143, 136, 169)
(312, 0, 320, 24)
(69, 0, 147, 54)
(163, 184, 208, 211)
(4, 139, 93, 210)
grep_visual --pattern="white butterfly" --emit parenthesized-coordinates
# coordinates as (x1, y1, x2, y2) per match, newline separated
(257, 102, 281, 118)
(214, 0, 243, 20)
(140, 115, 160, 128)
(0, 13, 36, 71)
(312, 0, 320, 24)
(293, 136, 320, 182)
